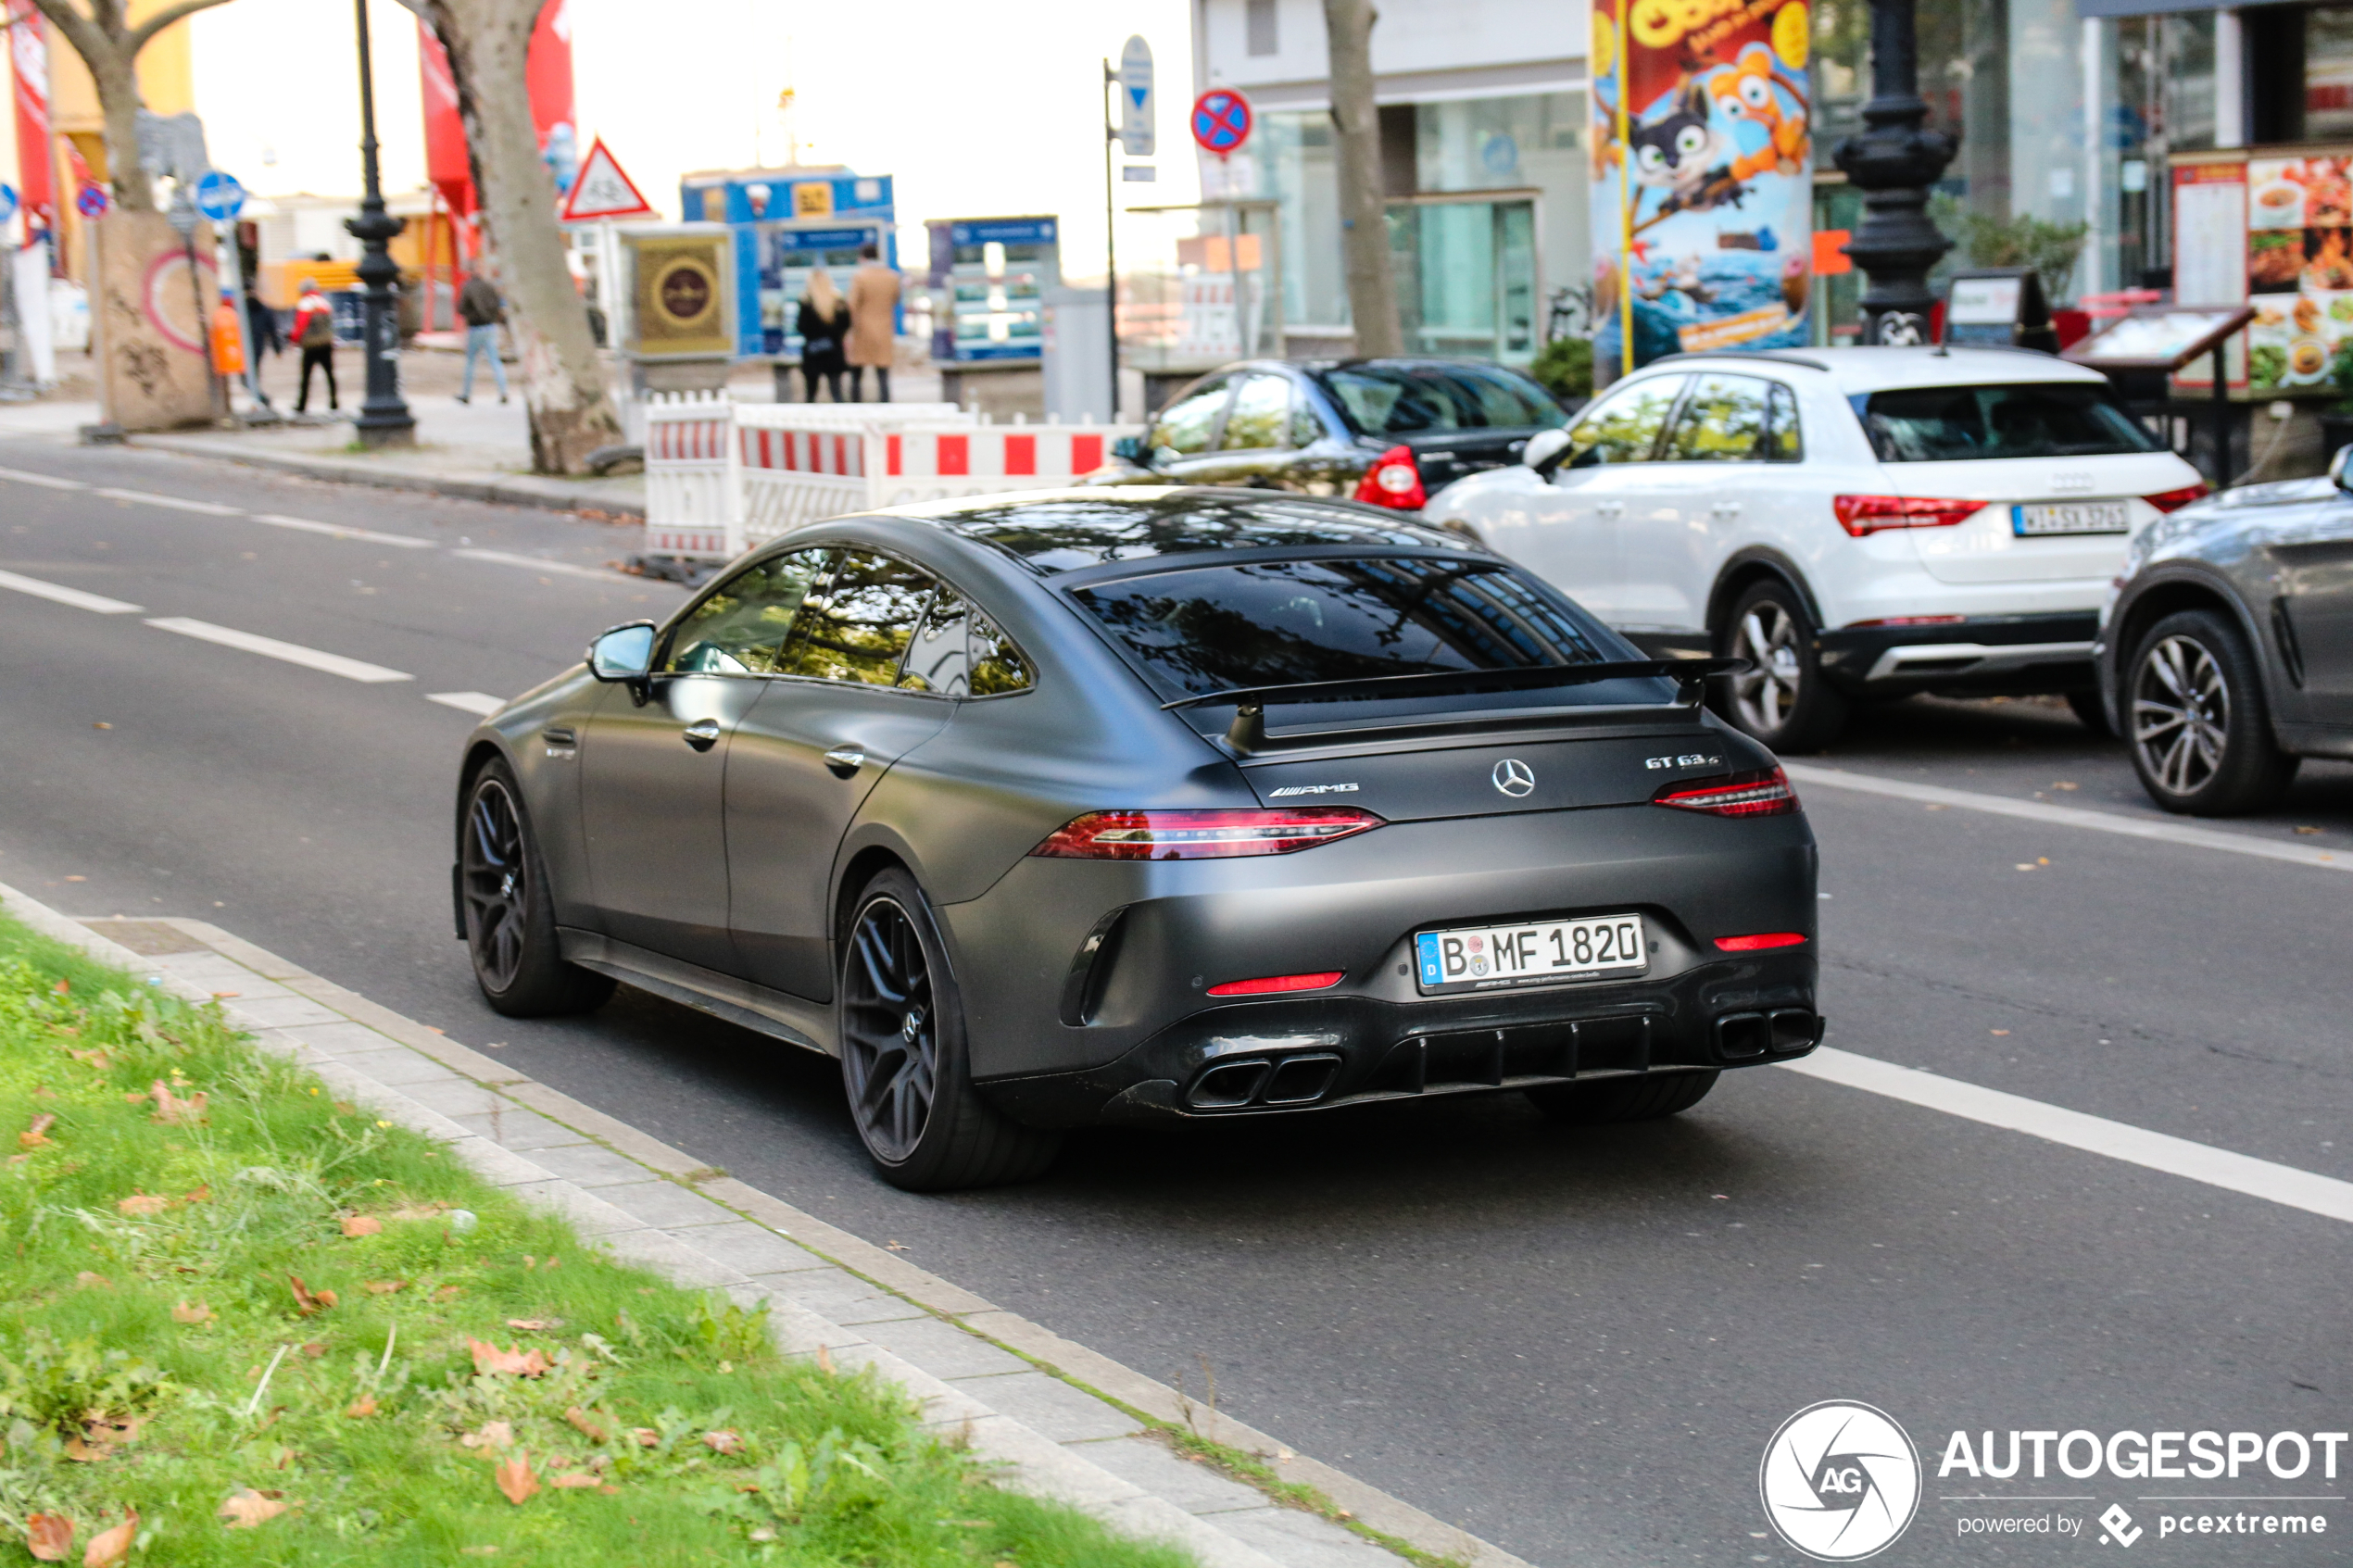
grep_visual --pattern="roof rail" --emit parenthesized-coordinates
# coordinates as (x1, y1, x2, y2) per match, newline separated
(1645, 349, 1831, 371)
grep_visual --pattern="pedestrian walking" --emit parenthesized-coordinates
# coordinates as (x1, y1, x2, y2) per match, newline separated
(456, 265, 509, 405)
(291, 278, 338, 412)
(795, 268, 849, 402)
(846, 243, 899, 403)
(244, 282, 283, 362)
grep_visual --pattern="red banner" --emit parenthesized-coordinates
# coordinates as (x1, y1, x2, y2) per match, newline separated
(9, 7, 54, 234)
(418, 0, 579, 220)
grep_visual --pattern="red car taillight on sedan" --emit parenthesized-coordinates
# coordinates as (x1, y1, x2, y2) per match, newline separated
(1031, 808, 1386, 859)
(1832, 495, 1985, 536)
(1353, 445, 1427, 509)
(1653, 767, 1799, 818)
(2143, 483, 2209, 512)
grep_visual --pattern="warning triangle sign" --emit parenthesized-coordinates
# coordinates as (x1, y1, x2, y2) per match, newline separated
(560, 136, 659, 223)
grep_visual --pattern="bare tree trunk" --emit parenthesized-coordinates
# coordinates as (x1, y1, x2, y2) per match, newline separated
(32, 0, 235, 213)
(1321, 0, 1400, 357)
(93, 50, 154, 210)
(422, 0, 620, 475)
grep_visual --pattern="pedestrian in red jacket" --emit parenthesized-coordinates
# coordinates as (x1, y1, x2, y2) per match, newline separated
(291, 279, 339, 412)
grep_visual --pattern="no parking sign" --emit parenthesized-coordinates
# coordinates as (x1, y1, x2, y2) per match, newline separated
(1190, 88, 1252, 155)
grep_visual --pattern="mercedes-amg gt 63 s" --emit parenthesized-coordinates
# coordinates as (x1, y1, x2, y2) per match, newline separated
(452, 491, 1821, 1190)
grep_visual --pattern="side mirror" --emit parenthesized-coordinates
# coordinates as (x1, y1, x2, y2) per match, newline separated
(1523, 428, 1574, 477)
(2333, 444, 2353, 492)
(587, 621, 657, 681)
(1111, 434, 1144, 464)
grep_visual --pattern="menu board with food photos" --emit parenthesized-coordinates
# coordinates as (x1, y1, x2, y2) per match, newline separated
(2243, 155, 2353, 392)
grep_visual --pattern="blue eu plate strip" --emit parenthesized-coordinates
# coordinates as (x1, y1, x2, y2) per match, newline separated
(1415, 932, 1444, 987)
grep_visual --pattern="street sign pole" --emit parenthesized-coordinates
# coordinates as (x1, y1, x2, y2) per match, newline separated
(1101, 57, 1119, 420)
(197, 169, 265, 413)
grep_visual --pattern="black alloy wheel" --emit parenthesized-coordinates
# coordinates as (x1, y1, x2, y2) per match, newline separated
(1526, 1069, 1719, 1123)
(2126, 608, 2296, 817)
(837, 868, 1060, 1191)
(460, 761, 614, 1016)
(1716, 579, 1849, 753)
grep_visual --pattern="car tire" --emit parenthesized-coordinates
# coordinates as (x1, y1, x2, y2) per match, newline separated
(1525, 1070, 1719, 1123)
(837, 868, 1062, 1191)
(2064, 689, 2113, 737)
(2124, 608, 2297, 816)
(459, 759, 616, 1017)
(1716, 579, 1849, 753)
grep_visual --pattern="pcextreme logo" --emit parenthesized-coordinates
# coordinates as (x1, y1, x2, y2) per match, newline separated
(1759, 1400, 1923, 1561)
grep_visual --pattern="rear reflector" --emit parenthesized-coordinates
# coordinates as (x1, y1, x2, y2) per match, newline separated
(1352, 445, 1427, 510)
(2144, 482, 2209, 513)
(1714, 932, 1807, 952)
(1206, 971, 1345, 997)
(1030, 808, 1385, 859)
(1833, 494, 1984, 535)
(1654, 767, 1798, 818)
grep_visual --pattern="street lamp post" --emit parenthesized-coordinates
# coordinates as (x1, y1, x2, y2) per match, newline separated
(346, 0, 414, 446)
(1832, 0, 1957, 345)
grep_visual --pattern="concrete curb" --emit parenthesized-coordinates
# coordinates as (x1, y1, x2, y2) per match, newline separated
(123, 433, 647, 521)
(0, 884, 1533, 1568)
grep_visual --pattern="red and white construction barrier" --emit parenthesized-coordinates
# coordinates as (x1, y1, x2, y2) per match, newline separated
(642, 392, 737, 558)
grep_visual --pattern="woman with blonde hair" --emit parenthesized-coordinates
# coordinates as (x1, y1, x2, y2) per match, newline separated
(796, 268, 849, 402)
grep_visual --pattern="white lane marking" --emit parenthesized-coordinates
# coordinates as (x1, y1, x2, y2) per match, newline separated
(427, 691, 506, 716)
(0, 466, 90, 491)
(248, 512, 436, 549)
(143, 617, 413, 683)
(1781, 1047, 2353, 1225)
(0, 569, 144, 614)
(94, 486, 242, 516)
(451, 547, 620, 582)
(1783, 762, 2347, 873)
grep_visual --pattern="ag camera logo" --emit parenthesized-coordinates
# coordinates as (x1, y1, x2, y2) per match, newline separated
(1760, 1400, 1921, 1561)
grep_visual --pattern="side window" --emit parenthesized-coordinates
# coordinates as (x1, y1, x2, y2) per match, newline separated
(899, 587, 972, 696)
(1767, 383, 1804, 461)
(777, 551, 937, 686)
(663, 548, 829, 675)
(969, 608, 1034, 696)
(1565, 376, 1684, 465)
(1151, 376, 1234, 458)
(1660, 374, 1773, 462)
(1289, 393, 1326, 447)
(1219, 374, 1291, 451)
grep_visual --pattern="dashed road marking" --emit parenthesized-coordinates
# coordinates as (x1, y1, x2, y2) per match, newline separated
(450, 547, 621, 582)
(94, 486, 243, 516)
(426, 691, 506, 716)
(0, 466, 89, 490)
(143, 617, 413, 684)
(0, 569, 144, 614)
(248, 513, 435, 549)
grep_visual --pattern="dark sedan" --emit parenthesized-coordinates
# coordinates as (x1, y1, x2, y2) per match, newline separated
(1094, 358, 1569, 510)
(2099, 449, 2353, 815)
(453, 492, 1819, 1190)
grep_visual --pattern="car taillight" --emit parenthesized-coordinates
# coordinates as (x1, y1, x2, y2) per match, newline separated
(1030, 808, 1385, 859)
(1832, 495, 1984, 535)
(1654, 767, 1798, 818)
(1714, 932, 1807, 951)
(1352, 445, 1426, 509)
(1206, 971, 1344, 997)
(2144, 483, 2209, 513)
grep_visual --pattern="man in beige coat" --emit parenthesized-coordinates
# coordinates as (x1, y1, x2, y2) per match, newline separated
(846, 243, 900, 402)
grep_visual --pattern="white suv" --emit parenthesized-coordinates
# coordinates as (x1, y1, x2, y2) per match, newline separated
(1422, 346, 2209, 751)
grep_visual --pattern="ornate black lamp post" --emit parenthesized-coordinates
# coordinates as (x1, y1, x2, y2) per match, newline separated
(1832, 0, 1958, 345)
(347, 0, 414, 446)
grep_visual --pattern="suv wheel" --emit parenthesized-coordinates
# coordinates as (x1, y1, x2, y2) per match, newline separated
(838, 868, 1062, 1191)
(1717, 580, 1849, 753)
(2125, 608, 2297, 816)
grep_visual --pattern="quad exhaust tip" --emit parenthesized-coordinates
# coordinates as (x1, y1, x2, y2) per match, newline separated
(1187, 1052, 1343, 1111)
(1714, 1008, 1819, 1061)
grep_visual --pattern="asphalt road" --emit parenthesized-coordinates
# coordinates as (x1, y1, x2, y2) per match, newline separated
(3, 437, 2347, 1567)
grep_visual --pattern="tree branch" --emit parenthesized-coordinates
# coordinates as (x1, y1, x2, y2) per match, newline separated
(28, 0, 110, 70)
(126, 0, 234, 53)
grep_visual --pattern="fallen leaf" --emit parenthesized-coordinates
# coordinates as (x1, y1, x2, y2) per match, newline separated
(506, 1317, 560, 1331)
(551, 1471, 601, 1488)
(171, 1300, 213, 1323)
(1991, 1029, 2011, 1037)
(543, 1255, 560, 1270)
(364, 1279, 407, 1295)
(52, 979, 69, 994)
(340, 1214, 383, 1238)
(120, 1093, 147, 1105)
(494, 1452, 538, 1506)
(885, 1238, 909, 1251)
(387, 1202, 448, 1221)
(182, 1185, 210, 1203)
(814, 1343, 836, 1375)
(63, 1436, 107, 1462)
(563, 1406, 608, 1444)
(461, 1421, 515, 1450)
(25, 1512, 72, 1562)
(74, 1272, 112, 1291)
(81, 1509, 134, 1568)
(6, 1154, 29, 1166)
(345, 1395, 378, 1418)
(30, 1086, 54, 1099)
(219, 1490, 287, 1528)
(299, 1342, 326, 1358)
(20, 1113, 57, 1148)
(468, 1339, 550, 1378)
(434, 1285, 465, 1303)
(116, 1193, 169, 1216)
(149, 1081, 208, 1125)
(702, 1429, 742, 1455)
(629, 1428, 659, 1448)
(288, 1275, 336, 1315)
(68, 1048, 112, 1072)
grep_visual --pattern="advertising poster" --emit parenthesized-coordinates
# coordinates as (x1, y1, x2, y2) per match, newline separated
(1591, 0, 1815, 372)
(2242, 155, 2353, 393)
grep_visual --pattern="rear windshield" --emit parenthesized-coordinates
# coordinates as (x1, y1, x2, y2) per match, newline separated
(1856, 383, 2163, 462)
(1067, 556, 1614, 699)
(1321, 364, 1567, 435)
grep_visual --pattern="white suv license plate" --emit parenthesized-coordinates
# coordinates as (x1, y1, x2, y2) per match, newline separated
(1414, 913, 1648, 995)
(2013, 500, 2130, 536)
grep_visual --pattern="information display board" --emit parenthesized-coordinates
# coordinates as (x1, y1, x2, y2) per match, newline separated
(677, 169, 896, 359)
(925, 216, 1060, 364)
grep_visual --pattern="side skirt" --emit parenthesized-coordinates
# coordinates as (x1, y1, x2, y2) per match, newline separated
(557, 928, 837, 1057)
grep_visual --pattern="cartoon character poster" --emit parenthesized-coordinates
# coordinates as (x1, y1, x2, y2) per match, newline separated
(1592, 0, 1815, 372)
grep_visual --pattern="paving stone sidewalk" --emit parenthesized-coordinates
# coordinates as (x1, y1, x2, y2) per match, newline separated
(0, 880, 1529, 1568)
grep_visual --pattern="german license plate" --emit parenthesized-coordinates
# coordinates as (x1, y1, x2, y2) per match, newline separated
(1413, 913, 1647, 995)
(2013, 500, 2130, 536)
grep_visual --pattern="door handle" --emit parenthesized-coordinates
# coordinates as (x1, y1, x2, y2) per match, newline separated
(823, 746, 866, 777)
(682, 718, 724, 752)
(1714, 501, 1743, 516)
(1596, 502, 1625, 518)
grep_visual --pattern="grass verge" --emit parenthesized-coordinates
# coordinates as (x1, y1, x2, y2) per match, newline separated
(0, 914, 1189, 1568)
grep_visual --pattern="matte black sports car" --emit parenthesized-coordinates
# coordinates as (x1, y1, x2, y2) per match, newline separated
(452, 491, 1821, 1190)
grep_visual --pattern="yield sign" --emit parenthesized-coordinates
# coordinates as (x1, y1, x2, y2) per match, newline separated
(559, 136, 658, 222)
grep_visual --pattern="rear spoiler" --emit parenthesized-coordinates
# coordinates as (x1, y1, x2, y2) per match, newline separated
(1161, 658, 1748, 752)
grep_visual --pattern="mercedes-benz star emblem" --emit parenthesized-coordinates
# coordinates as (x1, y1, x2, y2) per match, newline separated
(1491, 759, 1536, 797)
